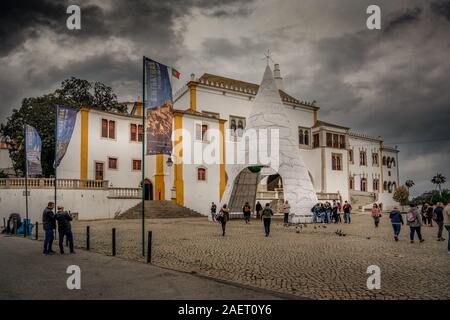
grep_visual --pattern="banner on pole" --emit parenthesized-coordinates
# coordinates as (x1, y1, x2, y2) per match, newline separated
(25, 125, 43, 176)
(56, 105, 77, 167)
(144, 57, 173, 155)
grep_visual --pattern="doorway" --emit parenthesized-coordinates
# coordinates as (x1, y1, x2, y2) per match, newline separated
(144, 179, 153, 200)
(94, 162, 104, 180)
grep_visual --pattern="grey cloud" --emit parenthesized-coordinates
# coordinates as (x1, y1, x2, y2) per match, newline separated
(384, 7, 422, 34)
(430, 0, 450, 20)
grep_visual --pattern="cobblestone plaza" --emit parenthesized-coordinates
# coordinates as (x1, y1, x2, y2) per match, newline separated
(65, 214, 450, 300)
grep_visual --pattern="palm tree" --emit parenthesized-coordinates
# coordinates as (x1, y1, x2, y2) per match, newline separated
(405, 179, 415, 190)
(431, 173, 446, 195)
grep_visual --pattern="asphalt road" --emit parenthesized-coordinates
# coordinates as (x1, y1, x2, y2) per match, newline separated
(0, 235, 294, 300)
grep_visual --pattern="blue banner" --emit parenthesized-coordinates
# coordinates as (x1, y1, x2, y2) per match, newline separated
(25, 125, 42, 176)
(56, 105, 77, 167)
(144, 57, 173, 155)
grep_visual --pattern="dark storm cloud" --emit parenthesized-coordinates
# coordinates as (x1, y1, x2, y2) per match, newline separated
(384, 7, 422, 33)
(430, 0, 450, 20)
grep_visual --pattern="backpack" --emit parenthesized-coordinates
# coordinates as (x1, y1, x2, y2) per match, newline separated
(407, 210, 417, 222)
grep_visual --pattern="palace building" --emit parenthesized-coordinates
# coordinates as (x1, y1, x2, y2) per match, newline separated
(0, 64, 400, 222)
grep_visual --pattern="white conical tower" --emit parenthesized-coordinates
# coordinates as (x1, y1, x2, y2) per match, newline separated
(222, 65, 317, 223)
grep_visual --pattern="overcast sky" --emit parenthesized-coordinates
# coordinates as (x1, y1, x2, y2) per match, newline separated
(1, 0, 449, 196)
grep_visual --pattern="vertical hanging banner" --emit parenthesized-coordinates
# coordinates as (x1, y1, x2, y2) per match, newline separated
(25, 125, 42, 176)
(144, 57, 173, 155)
(55, 105, 77, 167)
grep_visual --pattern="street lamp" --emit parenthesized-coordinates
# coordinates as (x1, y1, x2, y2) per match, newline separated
(166, 156, 174, 167)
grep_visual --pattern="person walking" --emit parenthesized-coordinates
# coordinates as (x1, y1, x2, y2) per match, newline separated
(210, 202, 217, 222)
(55, 206, 75, 254)
(311, 203, 319, 224)
(407, 203, 425, 244)
(371, 203, 382, 228)
(443, 202, 450, 254)
(217, 204, 230, 236)
(42, 202, 56, 255)
(262, 203, 273, 237)
(255, 201, 262, 219)
(426, 204, 434, 227)
(433, 202, 445, 241)
(282, 200, 291, 226)
(389, 206, 404, 241)
(243, 202, 252, 224)
(343, 201, 352, 224)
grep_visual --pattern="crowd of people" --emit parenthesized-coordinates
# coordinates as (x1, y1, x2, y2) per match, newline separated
(388, 202, 450, 250)
(310, 200, 353, 224)
(209, 199, 450, 254)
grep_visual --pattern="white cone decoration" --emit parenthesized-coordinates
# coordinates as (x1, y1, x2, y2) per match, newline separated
(222, 65, 317, 223)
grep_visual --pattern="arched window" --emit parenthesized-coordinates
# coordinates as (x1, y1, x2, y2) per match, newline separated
(387, 157, 392, 168)
(382, 156, 386, 166)
(361, 178, 367, 192)
(392, 182, 397, 190)
(391, 158, 396, 167)
(298, 129, 304, 145)
(360, 151, 367, 166)
(388, 182, 392, 193)
(304, 130, 309, 146)
(197, 167, 206, 181)
(373, 178, 379, 191)
(384, 181, 388, 191)
(349, 177, 354, 190)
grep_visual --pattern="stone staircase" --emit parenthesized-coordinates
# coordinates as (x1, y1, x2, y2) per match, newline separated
(350, 192, 378, 212)
(116, 200, 204, 219)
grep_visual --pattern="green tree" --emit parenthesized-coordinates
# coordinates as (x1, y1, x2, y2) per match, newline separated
(431, 173, 446, 195)
(393, 185, 410, 206)
(0, 78, 126, 177)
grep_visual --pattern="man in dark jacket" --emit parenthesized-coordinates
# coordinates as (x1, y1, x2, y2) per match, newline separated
(255, 201, 263, 219)
(389, 206, 404, 241)
(42, 202, 56, 255)
(55, 206, 75, 254)
(434, 202, 445, 241)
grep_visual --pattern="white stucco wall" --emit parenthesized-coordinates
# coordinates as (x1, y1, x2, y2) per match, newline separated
(0, 188, 140, 223)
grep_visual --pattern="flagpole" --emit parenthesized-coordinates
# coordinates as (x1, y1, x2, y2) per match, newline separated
(54, 105, 58, 240)
(24, 125, 29, 237)
(141, 56, 146, 257)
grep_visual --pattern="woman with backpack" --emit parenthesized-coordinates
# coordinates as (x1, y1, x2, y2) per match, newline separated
(371, 203, 382, 228)
(217, 204, 230, 236)
(407, 203, 425, 244)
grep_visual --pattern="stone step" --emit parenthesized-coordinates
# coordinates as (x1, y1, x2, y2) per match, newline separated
(116, 200, 204, 219)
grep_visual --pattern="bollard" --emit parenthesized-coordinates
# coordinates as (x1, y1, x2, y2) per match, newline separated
(147, 231, 152, 264)
(35, 222, 39, 240)
(112, 228, 116, 256)
(86, 226, 90, 250)
(23, 220, 27, 238)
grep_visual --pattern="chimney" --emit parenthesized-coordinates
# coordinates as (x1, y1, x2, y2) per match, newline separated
(273, 63, 284, 91)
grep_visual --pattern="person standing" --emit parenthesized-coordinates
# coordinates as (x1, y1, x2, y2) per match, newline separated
(420, 203, 427, 226)
(433, 202, 445, 241)
(243, 202, 252, 224)
(210, 202, 217, 222)
(332, 201, 339, 223)
(55, 206, 75, 254)
(407, 203, 425, 243)
(343, 201, 352, 224)
(426, 204, 434, 227)
(42, 202, 56, 255)
(262, 203, 273, 237)
(443, 202, 450, 254)
(282, 200, 291, 226)
(337, 201, 342, 223)
(255, 201, 262, 219)
(217, 204, 230, 236)
(389, 206, 404, 241)
(371, 203, 382, 228)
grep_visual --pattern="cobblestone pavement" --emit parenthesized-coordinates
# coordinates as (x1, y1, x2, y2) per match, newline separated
(52, 214, 449, 299)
